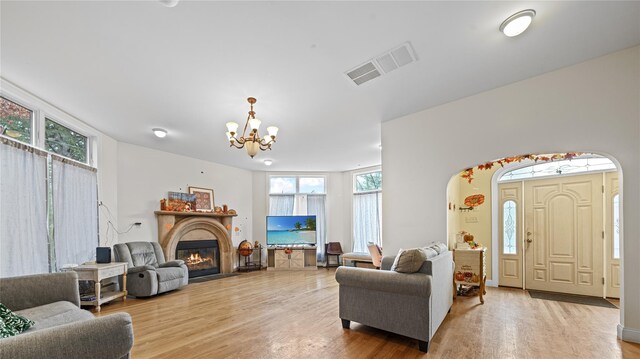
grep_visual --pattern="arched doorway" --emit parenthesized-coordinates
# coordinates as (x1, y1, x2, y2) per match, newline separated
(446, 152, 622, 299)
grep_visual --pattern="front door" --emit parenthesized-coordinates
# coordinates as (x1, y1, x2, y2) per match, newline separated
(523, 173, 604, 296)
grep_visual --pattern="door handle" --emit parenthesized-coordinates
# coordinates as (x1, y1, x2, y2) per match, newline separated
(526, 231, 533, 243)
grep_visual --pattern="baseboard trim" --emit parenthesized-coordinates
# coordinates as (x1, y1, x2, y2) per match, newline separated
(618, 324, 640, 343)
(485, 279, 497, 287)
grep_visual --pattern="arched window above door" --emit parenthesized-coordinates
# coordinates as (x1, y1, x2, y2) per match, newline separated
(499, 157, 616, 182)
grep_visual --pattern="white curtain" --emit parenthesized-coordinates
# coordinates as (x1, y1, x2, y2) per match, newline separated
(307, 195, 326, 262)
(52, 157, 98, 269)
(269, 195, 294, 216)
(292, 194, 308, 215)
(353, 192, 382, 253)
(0, 140, 50, 277)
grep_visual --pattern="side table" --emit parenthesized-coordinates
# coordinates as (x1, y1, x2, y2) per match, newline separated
(73, 262, 128, 312)
(453, 248, 487, 304)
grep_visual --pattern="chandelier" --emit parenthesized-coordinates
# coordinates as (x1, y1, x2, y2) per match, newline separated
(225, 97, 278, 158)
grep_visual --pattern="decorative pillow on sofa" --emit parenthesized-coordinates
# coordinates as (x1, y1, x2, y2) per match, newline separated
(0, 303, 34, 338)
(428, 242, 449, 254)
(419, 246, 439, 259)
(391, 248, 426, 273)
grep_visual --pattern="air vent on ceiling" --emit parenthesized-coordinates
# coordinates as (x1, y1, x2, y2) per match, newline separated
(345, 42, 417, 86)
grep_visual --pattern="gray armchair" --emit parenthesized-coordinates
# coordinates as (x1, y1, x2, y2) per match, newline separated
(113, 241, 188, 297)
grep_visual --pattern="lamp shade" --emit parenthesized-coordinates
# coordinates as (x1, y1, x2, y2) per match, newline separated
(246, 141, 260, 158)
(225, 132, 233, 141)
(267, 126, 279, 137)
(226, 122, 239, 133)
(249, 118, 262, 131)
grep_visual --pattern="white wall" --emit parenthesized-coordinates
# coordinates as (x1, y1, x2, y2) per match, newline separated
(382, 46, 640, 340)
(117, 143, 253, 251)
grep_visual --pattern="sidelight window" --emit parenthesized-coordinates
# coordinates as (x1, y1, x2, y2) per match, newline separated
(503, 200, 517, 254)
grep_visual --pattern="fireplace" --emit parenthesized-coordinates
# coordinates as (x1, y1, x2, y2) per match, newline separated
(176, 240, 220, 278)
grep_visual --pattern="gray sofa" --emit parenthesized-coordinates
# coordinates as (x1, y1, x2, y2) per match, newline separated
(0, 272, 134, 359)
(113, 241, 188, 297)
(335, 250, 454, 352)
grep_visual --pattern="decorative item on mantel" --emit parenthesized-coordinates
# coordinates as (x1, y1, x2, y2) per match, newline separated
(166, 192, 197, 212)
(225, 97, 279, 158)
(188, 186, 215, 212)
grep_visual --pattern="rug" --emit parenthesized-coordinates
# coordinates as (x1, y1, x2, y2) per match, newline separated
(528, 290, 617, 308)
(189, 273, 240, 284)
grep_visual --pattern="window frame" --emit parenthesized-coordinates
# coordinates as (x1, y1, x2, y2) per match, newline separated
(268, 174, 327, 195)
(1, 81, 97, 167)
(0, 93, 38, 147)
(44, 116, 91, 165)
(353, 169, 382, 194)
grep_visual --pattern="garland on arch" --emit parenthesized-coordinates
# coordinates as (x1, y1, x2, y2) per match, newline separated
(460, 152, 583, 184)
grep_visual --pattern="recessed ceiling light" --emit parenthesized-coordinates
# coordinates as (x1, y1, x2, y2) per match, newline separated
(500, 9, 536, 37)
(264, 159, 273, 166)
(153, 128, 168, 138)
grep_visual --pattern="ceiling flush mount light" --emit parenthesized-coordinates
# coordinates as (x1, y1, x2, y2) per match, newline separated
(153, 128, 168, 138)
(264, 159, 273, 166)
(225, 97, 278, 158)
(500, 9, 536, 37)
(158, 0, 180, 8)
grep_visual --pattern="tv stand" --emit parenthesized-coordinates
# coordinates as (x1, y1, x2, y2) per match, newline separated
(266, 246, 317, 271)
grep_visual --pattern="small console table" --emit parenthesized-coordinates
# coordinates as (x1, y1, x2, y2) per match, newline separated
(266, 246, 317, 271)
(453, 247, 487, 304)
(73, 262, 128, 312)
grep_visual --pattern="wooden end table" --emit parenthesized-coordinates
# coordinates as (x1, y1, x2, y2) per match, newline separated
(73, 262, 128, 312)
(453, 248, 487, 304)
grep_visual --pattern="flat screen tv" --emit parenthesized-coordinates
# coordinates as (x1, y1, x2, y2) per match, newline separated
(266, 215, 317, 246)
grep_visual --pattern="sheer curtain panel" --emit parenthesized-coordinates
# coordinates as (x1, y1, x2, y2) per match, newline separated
(0, 139, 49, 277)
(352, 192, 382, 253)
(51, 156, 98, 269)
(269, 195, 294, 216)
(307, 195, 326, 262)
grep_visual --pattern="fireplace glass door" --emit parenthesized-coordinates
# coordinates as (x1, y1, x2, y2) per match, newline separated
(175, 240, 220, 278)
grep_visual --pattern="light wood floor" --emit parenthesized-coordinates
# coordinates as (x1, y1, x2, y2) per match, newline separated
(99, 269, 640, 359)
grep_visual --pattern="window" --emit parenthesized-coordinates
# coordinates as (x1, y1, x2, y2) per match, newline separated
(0, 96, 33, 144)
(503, 200, 517, 254)
(355, 171, 382, 192)
(300, 177, 326, 194)
(268, 176, 327, 261)
(45, 118, 88, 163)
(353, 170, 382, 253)
(613, 194, 620, 259)
(499, 157, 616, 182)
(0, 90, 97, 277)
(270, 176, 296, 194)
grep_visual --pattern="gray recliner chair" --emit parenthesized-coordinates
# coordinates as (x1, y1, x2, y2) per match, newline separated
(113, 241, 188, 297)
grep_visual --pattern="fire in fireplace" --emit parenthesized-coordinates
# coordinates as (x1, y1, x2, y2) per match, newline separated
(175, 240, 220, 278)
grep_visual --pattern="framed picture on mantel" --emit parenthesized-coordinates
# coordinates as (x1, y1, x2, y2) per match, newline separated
(188, 186, 215, 212)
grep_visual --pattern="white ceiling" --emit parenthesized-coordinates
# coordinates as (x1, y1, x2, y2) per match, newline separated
(1, 1, 639, 172)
